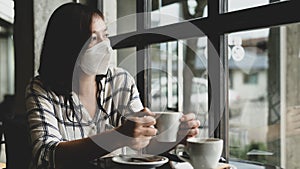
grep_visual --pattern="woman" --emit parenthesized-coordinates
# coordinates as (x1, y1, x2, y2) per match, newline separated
(26, 3, 200, 169)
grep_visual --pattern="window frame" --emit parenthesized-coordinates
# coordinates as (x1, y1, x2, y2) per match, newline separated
(99, 0, 300, 163)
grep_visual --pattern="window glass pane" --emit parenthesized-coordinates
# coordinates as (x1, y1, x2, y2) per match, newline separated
(103, 0, 136, 36)
(115, 47, 137, 80)
(222, 0, 288, 13)
(150, 42, 177, 110)
(150, 0, 207, 28)
(0, 32, 14, 102)
(243, 73, 258, 84)
(0, 0, 14, 23)
(150, 37, 208, 138)
(227, 22, 300, 168)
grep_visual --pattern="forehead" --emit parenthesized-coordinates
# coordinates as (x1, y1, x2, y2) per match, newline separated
(91, 15, 106, 32)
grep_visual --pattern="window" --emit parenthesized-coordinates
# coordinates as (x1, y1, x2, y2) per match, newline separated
(221, 0, 288, 13)
(0, 0, 14, 102)
(0, 30, 14, 102)
(150, 0, 207, 27)
(149, 37, 209, 137)
(103, 0, 136, 36)
(0, 0, 14, 23)
(100, 0, 300, 168)
(116, 47, 137, 78)
(243, 73, 258, 84)
(227, 23, 300, 168)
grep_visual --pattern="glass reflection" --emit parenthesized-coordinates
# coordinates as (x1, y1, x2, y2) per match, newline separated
(150, 37, 208, 138)
(116, 47, 137, 79)
(150, 0, 207, 28)
(103, 0, 136, 36)
(223, 0, 288, 13)
(228, 23, 300, 168)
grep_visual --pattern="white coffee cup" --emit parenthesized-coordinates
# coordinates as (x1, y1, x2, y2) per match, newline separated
(154, 112, 182, 142)
(176, 137, 223, 169)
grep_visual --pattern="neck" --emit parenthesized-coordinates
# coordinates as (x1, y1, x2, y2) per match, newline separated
(72, 66, 97, 96)
(78, 74, 97, 97)
(73, 67, 99, 118)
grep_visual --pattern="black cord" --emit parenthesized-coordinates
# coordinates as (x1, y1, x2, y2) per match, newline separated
(67, 94, 84, 138)
(96, 75, 113, 125)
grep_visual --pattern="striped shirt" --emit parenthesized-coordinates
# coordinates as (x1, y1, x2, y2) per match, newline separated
(25, 67, 144, 169)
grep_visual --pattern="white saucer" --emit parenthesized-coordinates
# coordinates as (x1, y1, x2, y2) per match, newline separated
(171, 162, 237, 169)
(112, 155, 168, 168)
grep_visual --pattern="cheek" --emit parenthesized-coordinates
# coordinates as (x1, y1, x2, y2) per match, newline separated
(87, 43, 94, 49)
(88, 41, 98, 49)
(88, 38, 106, 48)
(98, 35, 107, 43)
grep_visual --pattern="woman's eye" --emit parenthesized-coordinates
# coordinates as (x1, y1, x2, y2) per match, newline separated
(91, 36, 97, 41)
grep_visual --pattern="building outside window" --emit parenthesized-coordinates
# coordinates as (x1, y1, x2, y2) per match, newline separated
(243, 73, 259, 85)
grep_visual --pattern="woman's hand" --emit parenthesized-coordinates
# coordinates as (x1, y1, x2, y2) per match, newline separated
(116, 108, 157, 150)
(177, 113, 200, 141)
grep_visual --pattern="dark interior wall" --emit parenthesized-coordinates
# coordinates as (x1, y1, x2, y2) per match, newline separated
(14, 0, 73, 114)
(13, 0, 34, 114)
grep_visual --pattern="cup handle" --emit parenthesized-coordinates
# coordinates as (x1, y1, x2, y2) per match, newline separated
(175, 144, 191, 163)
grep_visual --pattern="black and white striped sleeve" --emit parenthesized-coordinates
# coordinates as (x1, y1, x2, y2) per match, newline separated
(25, 78, 62, 168)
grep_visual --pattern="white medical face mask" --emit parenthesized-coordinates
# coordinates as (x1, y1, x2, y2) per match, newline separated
(78, 39, 113, 75)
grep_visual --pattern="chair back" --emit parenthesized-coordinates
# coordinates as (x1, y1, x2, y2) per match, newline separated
(4, 114, 31, 169)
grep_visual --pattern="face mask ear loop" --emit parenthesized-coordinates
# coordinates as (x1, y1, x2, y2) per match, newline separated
(67, 94, 76, 138)
(96, 75, 113, 126)
(67, 94, 84, 138)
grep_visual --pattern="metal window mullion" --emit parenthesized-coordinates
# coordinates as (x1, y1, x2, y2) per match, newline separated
(207, 0, 229, 162)
(167, 42, 173, 109)
(136, 0, 151, 107)
(97, 0, 103, 12)
(207, 34, 222, 138)
(207, 0, 222, 140)
(220, 34, 229, 162)
(177, 40, 184, 112)
(220, 0, 229, 162)
(207, 0, 220, 18)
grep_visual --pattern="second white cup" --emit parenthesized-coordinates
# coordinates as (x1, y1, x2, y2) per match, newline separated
(154, 112, 182, 142)
(176, 138, 223, 169)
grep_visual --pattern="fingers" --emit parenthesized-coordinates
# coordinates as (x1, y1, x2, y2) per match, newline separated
(187, 128, 199, 137)
(130, 137, 151, 150)
(128, 115, 156, 127)
(178, 113, 200, 138)
(180, 113, 196, 122)
(180, 113, 200, 128)
(130, 116, 157, 150)
(134, 122, 157, 137)
(177, 126, 199, 138)
(129, 126, 156, 150)
(186, 119, 201, 129)
(118, 109, 158, 149)
(141, 116, 156, 127)
(135, 107, 155, 117)
(127, 116, 157, 137)
(141, 126, 157, 136)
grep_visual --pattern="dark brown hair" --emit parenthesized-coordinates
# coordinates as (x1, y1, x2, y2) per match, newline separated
(38, 3, 104, 96)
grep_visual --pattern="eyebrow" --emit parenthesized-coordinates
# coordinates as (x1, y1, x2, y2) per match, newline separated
(92, 27, 107, 34)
